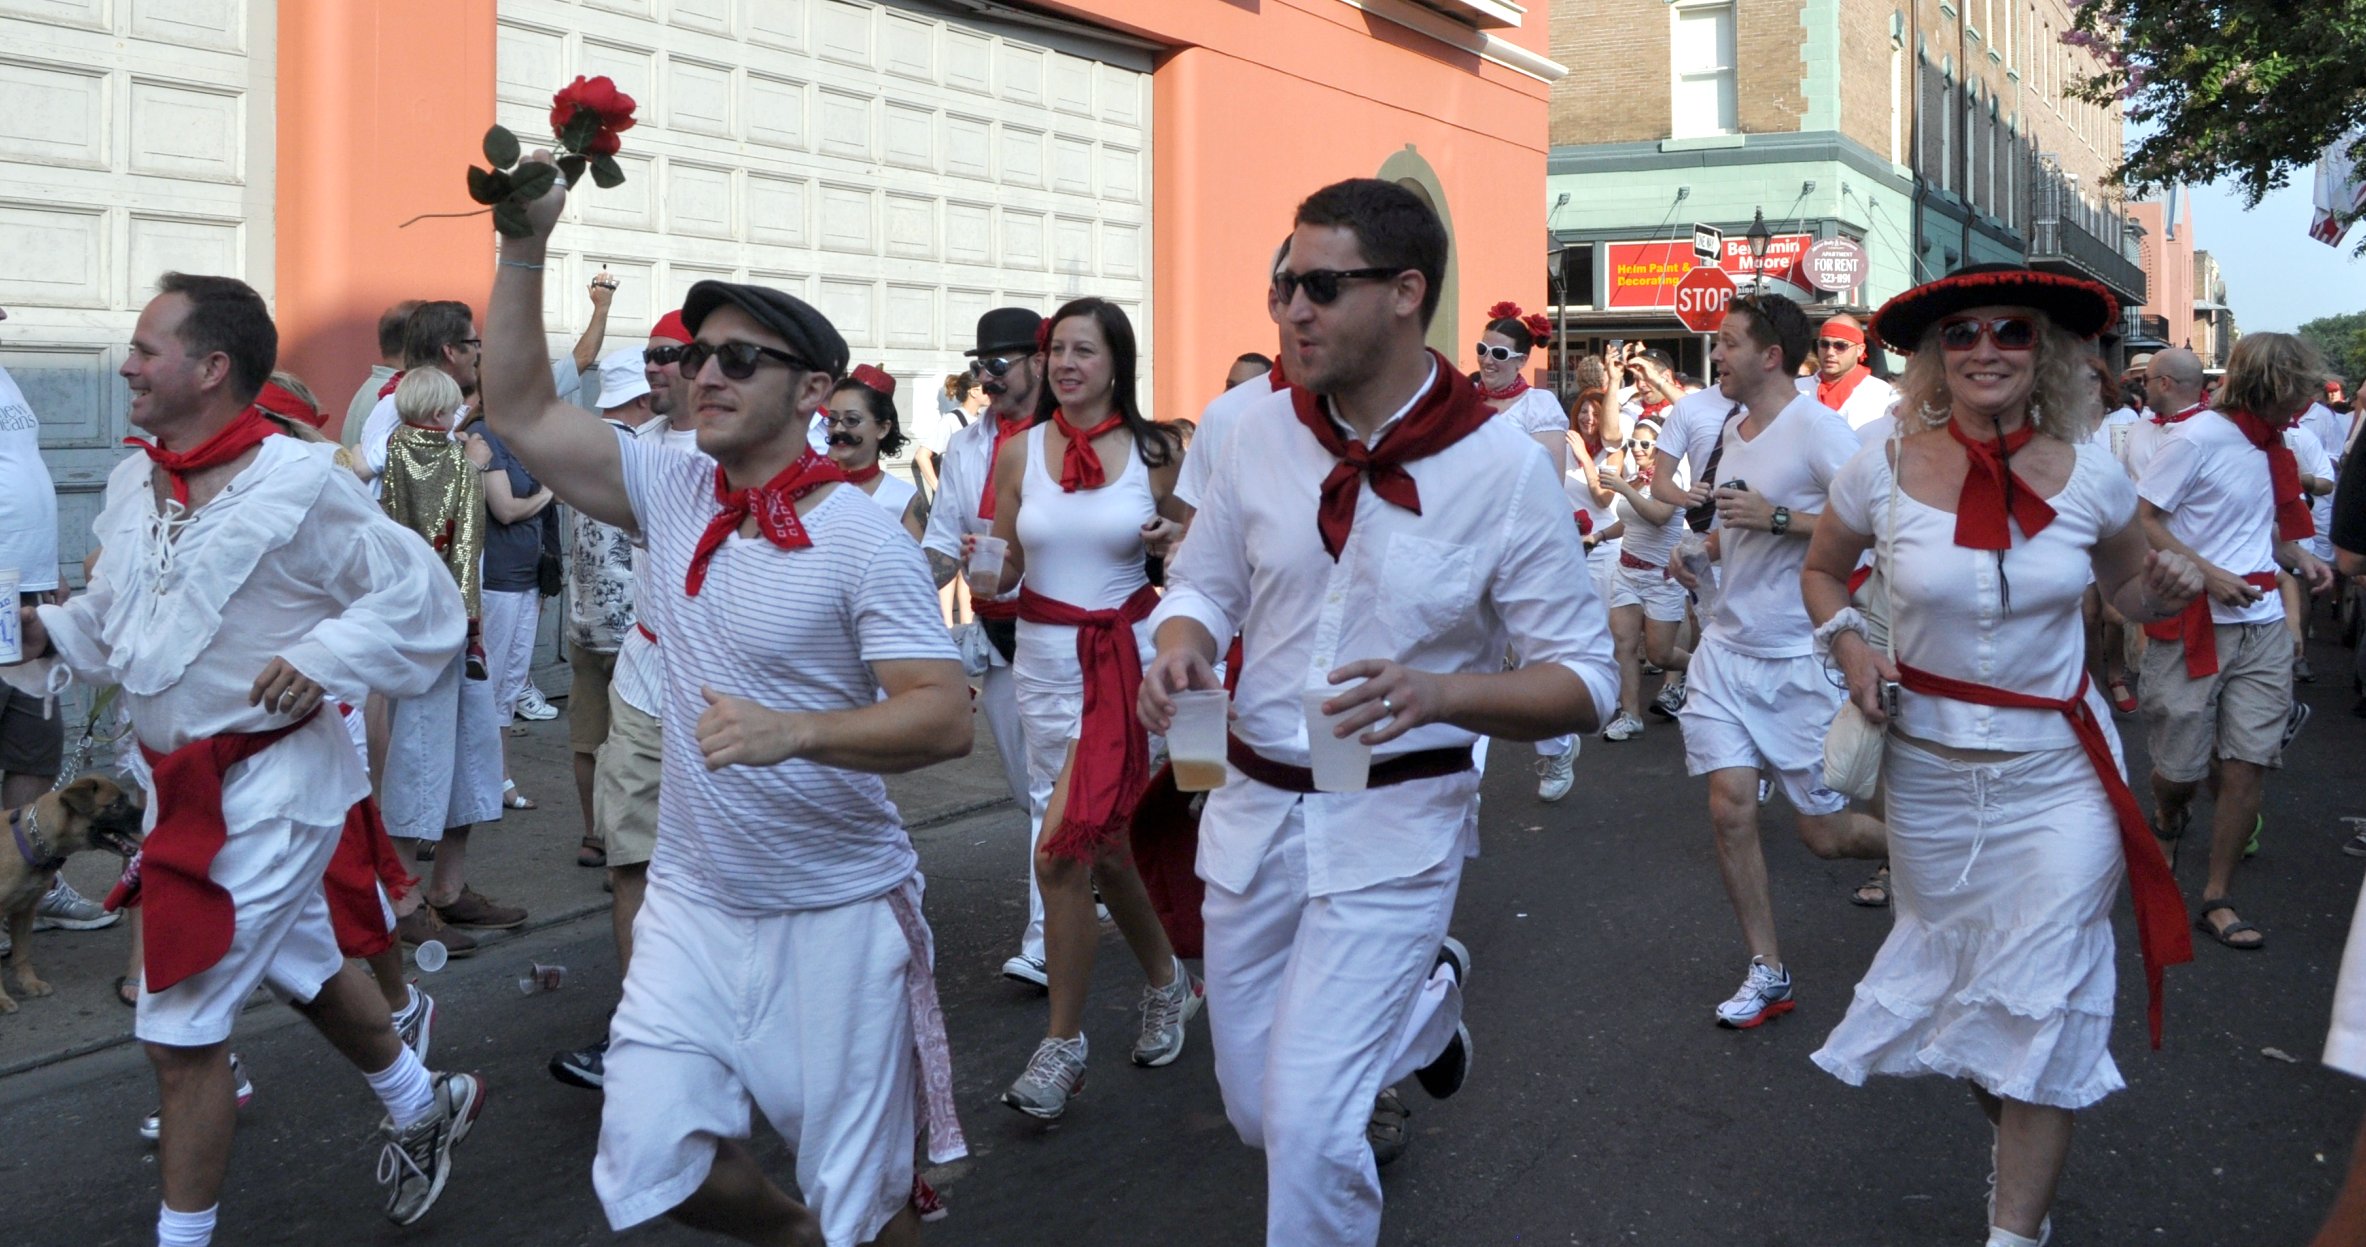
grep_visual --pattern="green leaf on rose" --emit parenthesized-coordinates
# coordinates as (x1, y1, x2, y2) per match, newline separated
(590, 154, 625, 189)
(482, 124, 520, 169)
(493, 199, 532, 239)
(466, 165, 503, 206)
(559, 107, 600, 154)
(558, 155, 588, 184)
(510, 162, 558, 201)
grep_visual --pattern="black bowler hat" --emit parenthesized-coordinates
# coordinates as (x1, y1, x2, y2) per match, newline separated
(1870, 264, 2118, 353)
(967, 307, 1042, 358)
(682, 281, 850, 380)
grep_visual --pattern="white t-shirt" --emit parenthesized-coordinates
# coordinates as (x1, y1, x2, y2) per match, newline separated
(2088, 405, 2141, 458)
(2136, 409, 2285, 626)
(1653, 388, 1745, 495)
(618, 429, 959, 913)
(1492, 386, 1566, 443)
(2301, 402, 2354, 467)
(2290, 424, 2337, 561)
(0, 366, 60, 591)
(1699, 394, 1860, 658)
(1794, 371, 1898, 431)
(1176, 369, 1277, 510)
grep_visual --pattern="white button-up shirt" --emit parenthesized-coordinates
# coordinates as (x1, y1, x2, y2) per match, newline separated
(1151, 367, 1618, 897)
(919, 407, 1025, 628)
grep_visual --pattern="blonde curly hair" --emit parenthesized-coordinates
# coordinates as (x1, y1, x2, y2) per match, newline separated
(1891, 316, 2099, 442)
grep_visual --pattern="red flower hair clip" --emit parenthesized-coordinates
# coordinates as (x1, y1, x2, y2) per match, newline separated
(1487, 300, 1524, 321)
(1034, 318, 1053, 354)
(1521, 313, 1554, 345)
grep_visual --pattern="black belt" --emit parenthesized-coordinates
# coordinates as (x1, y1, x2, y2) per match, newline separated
(1224, 736, 1474, 794)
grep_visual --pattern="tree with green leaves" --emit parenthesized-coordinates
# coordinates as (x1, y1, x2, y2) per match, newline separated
(2299, 310, 2366, 382)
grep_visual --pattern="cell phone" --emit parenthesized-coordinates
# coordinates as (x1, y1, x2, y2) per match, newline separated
(1720, 478, 1748, 493)
(1880, 681, 1901, 720)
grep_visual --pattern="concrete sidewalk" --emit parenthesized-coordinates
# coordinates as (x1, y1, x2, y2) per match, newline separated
(0, 699, 1021, 1078)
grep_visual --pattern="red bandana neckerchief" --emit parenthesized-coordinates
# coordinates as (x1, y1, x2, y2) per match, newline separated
(977, 413, 1036, 522)
(1292, 349, 1500, 560)
(377, 370, 406, 400)
(1268, 363, 1289, 391)
(842, 463, 883, 486)
(684, 449, 849, 596)
(1052, 409, 1125, 492)
(1816, 365, 1872, 412)
(124, 407, 280, 506)
(1946, 420, 2056, 550)
(2150, 402, 2204, 426)
(1479, 375, 1530, 402)
(2224, 408, 2317, 541)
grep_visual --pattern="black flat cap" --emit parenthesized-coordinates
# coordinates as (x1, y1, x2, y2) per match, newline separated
(682, 280, 850, 379)
(967, 307, 1042, 357)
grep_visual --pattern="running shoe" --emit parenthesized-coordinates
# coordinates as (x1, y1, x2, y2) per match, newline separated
(2345, 826, 2366, 858)
(514, 688, 559, 721)
(1131, 956, 1203, 1067)
(1714, 957, 1794, 1029)
(548, 1038, 606, 1090)
(140, 1053, 253, 1143)
(1002, 1035, 1088, 1120)
(2243, 814, 2263, 860)
(1604, 712, 1647, 742)
(1436, 936, 1471, 989)
(913, 1174, 949, 1222)
(1533, 748, 1575, 802)
(1414, 1022, 1473, 1100)
(33, 877, 119, 931)
(378, 1071, 486, 1227)
(1757, 777, 1773, 806)
(2297, 655, 2316, 683)
(394, 984, 436, 1066)
(2282, 698, 2312, 750)
(1000, 953, 1049, 989)
(1650, 673, 1688, 719)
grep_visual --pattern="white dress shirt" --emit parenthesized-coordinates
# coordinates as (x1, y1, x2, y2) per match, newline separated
(1152, 367, 1619, 898)
(1176, 369, 1278, 510)
(918, 409, 1025, 621)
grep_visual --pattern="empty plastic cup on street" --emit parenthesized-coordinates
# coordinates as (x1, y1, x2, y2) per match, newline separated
(413, 940, 448, 973)
(967, 536, 1008, 582)
(1166, 689, 1230, 792)
(1302, 687, 1372, 793)
(516, 962, 566, 995)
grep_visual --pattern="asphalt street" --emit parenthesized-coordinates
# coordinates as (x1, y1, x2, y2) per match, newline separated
(3, 636, 2364, 1246)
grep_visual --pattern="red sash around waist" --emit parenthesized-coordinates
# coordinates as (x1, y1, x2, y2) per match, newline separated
(108, 712, 318, 992)
(1618, 550, 1661, 572)
(971, 596, 1020, 622)
(1018, 583, 1161, 860)
(1224, 736, 1476, 794)
(323, 797, 414, 959)
(1893, 662, 2192, 1048)
(2140, 573, 2278, 679)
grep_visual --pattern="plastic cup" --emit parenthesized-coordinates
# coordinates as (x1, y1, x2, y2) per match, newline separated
(516, 962, 566, 995)
(1166, 689, 1230, 792)
(412, 940, 448, 973)
(0, 568, 20, 665)
(1302, 687, 1372, 793)
(967, 536, 1007, 581)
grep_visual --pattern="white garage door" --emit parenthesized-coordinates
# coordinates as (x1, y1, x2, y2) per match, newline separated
(496, 0, 1154, 430)
(0, 0, 271, 585)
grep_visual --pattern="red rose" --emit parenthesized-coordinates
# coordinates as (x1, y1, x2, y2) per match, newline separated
(549, 75, 637, 136)
(584, 129, 622, 157)
(1522, 313, 1554, 344)
(1486, 300, 1523, 321)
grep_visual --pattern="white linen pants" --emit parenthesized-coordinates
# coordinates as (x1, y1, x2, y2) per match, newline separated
(481, 586, 541, 718)
(977, 657, 1046, 959)
(1201, 805, 1464, 1247)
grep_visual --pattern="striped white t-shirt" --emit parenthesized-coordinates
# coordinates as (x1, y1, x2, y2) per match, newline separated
(619, 431, 959, 913)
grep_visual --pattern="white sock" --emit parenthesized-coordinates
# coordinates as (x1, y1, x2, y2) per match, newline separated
(1535, 737, 1572, 758)
(157, 1203, 216, 1247)
(389, 983, 421, 1026)
(1987, 1228, 2042, 1247)
(365, 1047, 436, 1130)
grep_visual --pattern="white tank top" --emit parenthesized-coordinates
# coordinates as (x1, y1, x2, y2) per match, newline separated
(1014, 422, 1154, 609)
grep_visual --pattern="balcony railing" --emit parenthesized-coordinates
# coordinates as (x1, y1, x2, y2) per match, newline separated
(2022, 155, 2147, 307)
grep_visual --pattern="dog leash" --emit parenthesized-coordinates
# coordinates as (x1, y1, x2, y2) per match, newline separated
(49, 684, 123, 794)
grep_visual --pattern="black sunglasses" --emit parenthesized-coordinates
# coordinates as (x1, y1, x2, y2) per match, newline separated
(971, 352, 1033, 378)
(680, 340, 814, 380)
(643, 344, 688, 366)
(1271, 267, 1405, 306)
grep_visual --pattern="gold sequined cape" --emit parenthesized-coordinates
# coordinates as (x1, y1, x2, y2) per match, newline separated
(379, 427, 487, 619)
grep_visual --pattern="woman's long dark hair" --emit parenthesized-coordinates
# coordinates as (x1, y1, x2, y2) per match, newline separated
(1036, 296, 1177, 469)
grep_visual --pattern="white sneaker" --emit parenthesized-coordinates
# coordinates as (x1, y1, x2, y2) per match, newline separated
(141, 1053, 253, 1142)
(1000, 953, 1048, 989)
(1002, 1035, 1088, 1119)
(1713, 957, 1795, 1029)
(513, 688, 558, 722)
(1130, 956, 1203, 1067)
(1533, 749, 1575, 802)
(393, 984, 435, 1066)
(1603, 713, 1647, 742)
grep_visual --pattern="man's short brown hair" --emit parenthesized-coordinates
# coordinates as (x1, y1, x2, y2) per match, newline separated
(377, 300, 423, 359)
(155, 272, 276, 403)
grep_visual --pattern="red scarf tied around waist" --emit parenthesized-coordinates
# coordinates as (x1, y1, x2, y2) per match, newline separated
(1291, 350, 1498, 561)
(1894, 662, 2192, 1048)
(107, 713, 317, 992)
(123, 407, 279, 506)
(685, 449, 848, 596)
(1019, 583, 1161, 861)
(1947, 421, 2056, 550)
(2143, 572, 2279, 678)
(2225, 408, 2317, 542)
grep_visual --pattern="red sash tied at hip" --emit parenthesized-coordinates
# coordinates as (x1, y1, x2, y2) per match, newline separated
(971, 596, 1020, 623)
(108, 713, 318, 992)
(1892, 662, 2192, 1048)
(323, 798, 415, 959)
(2140, 573, 2279, 680)
(1017, 583, 1161, 861)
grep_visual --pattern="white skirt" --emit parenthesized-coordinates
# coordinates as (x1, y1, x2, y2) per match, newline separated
(1812, 736, 2127, 1109)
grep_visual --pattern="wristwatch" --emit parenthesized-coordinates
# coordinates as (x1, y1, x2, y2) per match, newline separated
(1771, 506, 1792, 536)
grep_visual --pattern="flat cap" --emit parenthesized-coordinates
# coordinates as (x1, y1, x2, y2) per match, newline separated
(682, 280, 849, 380)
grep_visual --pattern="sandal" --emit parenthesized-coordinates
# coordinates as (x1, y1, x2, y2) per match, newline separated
(2152, 805, 2190, 872)
(2106, 677, 2136, 715)
(2195, 897, 2266, 950)
(1850, 864, 1892, 908)
(578, 836, 607, 868)
(502, 780, 538, 811)
(113, 975, 138, 1008)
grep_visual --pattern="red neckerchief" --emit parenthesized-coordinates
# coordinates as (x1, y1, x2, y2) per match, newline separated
(1291, 349, 1499, 560)
(1479, 375, 1530, 402)
(842, 462, 883, 486)
(685, 449, 849, 596)
(1947, 420, 2056, 550)
(1052, 409, 1125, 491)
(1268, 363, 1289, 391)
(1895, 663, 2190, 1048)
(1638, 398, 1671, 425)
(2224, 408, 2316, 540)
(377, 369, 406, 400)
(1815, 364, 1871, 412)
(977, 413, 1036, 522)
(2150, 402, 2204, 426)
(123, 407, 279, 506)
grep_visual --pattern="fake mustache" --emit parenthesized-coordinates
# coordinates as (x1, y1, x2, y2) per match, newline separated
(827, 432, 863, 447)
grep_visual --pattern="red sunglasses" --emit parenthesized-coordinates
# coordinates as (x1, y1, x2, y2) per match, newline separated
(1936, 315, 2040, 352)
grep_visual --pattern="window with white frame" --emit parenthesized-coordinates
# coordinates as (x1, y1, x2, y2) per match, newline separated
(1671, 1, 1738, 138)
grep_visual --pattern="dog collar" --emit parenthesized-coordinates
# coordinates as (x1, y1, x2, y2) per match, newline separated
(10, 806, 64, 874)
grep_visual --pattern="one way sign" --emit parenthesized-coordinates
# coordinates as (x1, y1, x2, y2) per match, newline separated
(1691, 223, 1723, 263)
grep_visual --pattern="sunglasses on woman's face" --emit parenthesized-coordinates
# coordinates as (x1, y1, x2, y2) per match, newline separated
(643, 344, 688, 367)
(1474, 343, 1523, 363)
(678, 340, 814, 381)
(1271, 267, 1404, 307)
(1936, 316, 2040, 353)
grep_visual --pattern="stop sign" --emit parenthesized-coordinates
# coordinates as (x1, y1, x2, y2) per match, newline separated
(1673, 265, 1736, 334)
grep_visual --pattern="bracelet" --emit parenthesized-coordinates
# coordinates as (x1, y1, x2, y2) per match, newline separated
(500, 259, 545, 271)
(1811, 606, 1870, 664)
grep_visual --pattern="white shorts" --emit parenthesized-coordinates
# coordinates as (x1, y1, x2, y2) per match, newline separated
(1586, 542, 1620, 606)
(136, 817, 344, 1048)
(1607, 558, 1688, 624)
(1679, 642, 1849, 816)
(595, 879, 919, 1246)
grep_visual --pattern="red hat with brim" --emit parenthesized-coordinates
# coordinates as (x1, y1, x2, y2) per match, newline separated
(1870, 264, 2118, 354)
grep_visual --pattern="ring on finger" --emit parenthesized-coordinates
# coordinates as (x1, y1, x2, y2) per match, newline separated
(1381, 696, 1395, 713)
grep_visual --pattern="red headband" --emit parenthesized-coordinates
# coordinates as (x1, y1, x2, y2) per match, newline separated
(850, 363, 896, 395)
(650, 309, 689, 343)
(254, 380, 324, 428)
(1818, 320, 1865, 346)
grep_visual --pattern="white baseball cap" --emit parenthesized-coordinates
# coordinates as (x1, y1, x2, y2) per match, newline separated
(597, 346, 652, 409)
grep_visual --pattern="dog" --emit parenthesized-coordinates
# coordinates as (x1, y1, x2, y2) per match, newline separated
(2, 775, 143, 1012)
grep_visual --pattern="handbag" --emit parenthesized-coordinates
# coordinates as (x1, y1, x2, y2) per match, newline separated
(1821, 427, 1902, 802)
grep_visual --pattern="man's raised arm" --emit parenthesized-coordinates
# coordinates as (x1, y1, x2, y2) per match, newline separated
(481, 148, 633, 529)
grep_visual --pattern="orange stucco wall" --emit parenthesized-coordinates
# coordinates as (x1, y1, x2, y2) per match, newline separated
(277, 0, 498, 437)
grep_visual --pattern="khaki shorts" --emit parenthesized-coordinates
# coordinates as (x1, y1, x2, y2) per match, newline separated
(568, 642, 619, 756)
(2139, 620, 2291, 783)
(594, 687, 661, 868)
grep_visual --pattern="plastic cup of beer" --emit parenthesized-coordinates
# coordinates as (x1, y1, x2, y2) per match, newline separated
(1302, 687, 1372, 793)
(967, 536, 1008, 582)
(0, 568, 20, 665)
(1166, 689, 1230, 792)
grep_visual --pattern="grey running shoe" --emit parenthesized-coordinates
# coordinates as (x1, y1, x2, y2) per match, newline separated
(33, 877, 119, 931)
(1650, 672, 1687, 719)
(1000, 953, 1049, 989)
(1130, 957, 1203, 1067)
(393, 984, 435, 1066)
(1533, 748, 1575, 801)
(378, 1071, 486, 1226)
(1002, 1035, 1088, 1119)
(548, 1038, 606, 1090)
(1604, 712, 1647, 742)
(1714, 957, 1795, 1029)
